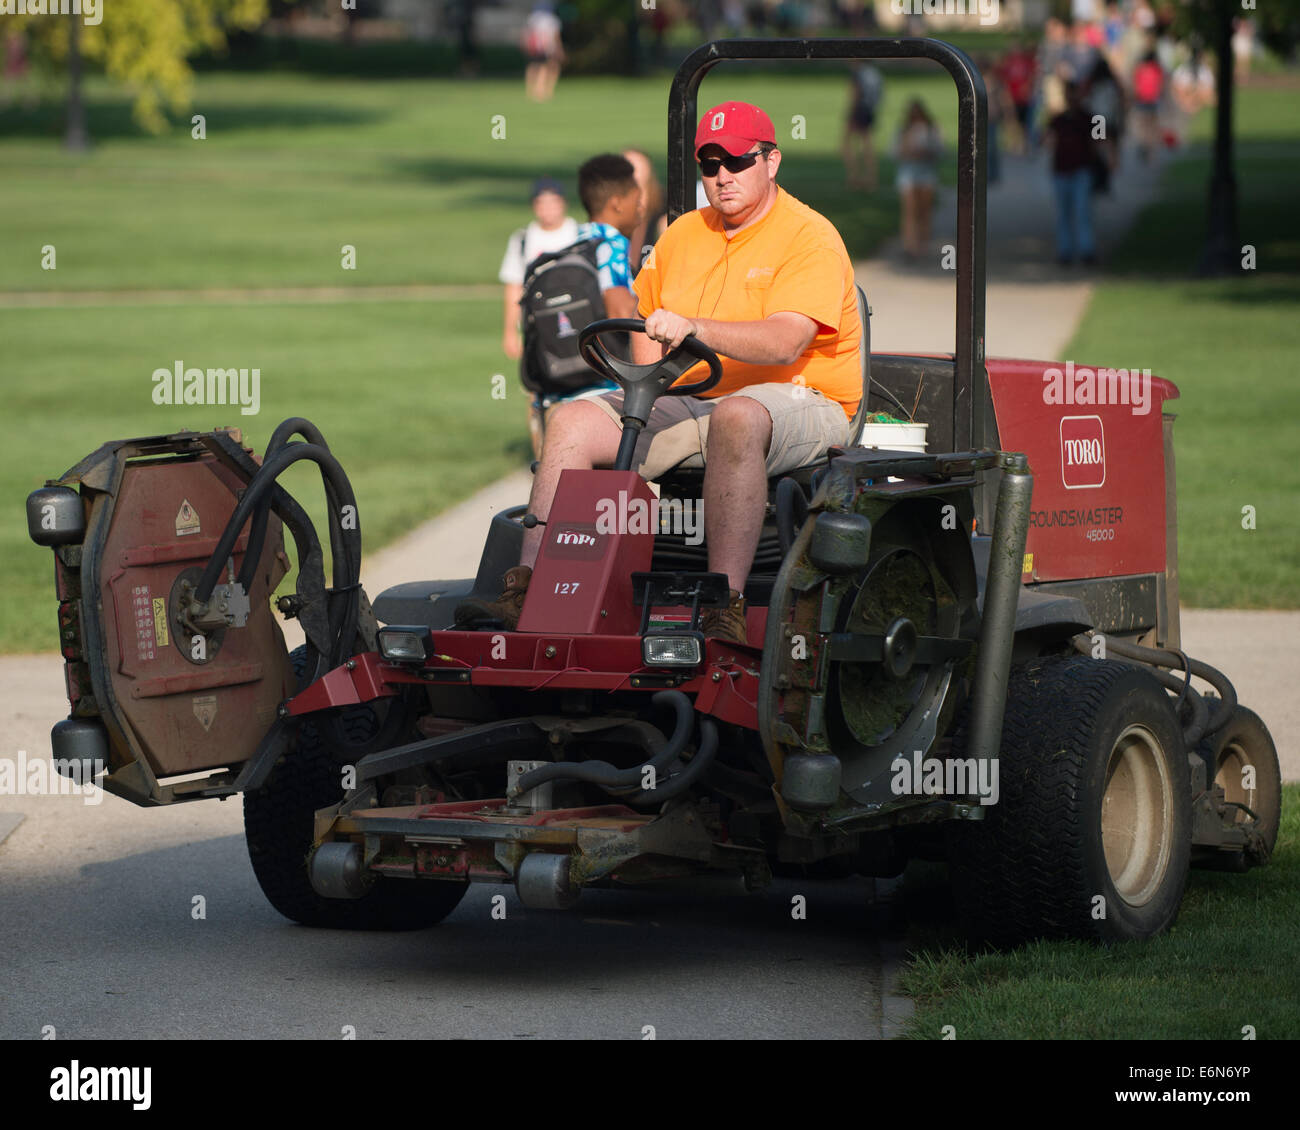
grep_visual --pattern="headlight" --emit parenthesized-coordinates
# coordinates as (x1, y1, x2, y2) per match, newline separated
(377, 626, 433, 663)
(641, 634, 702, 668)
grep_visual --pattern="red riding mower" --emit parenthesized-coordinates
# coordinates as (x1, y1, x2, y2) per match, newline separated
(26, 39, 1279, 946)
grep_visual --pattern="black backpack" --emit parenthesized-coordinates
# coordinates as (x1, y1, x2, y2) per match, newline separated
(519, 236, 615, 396)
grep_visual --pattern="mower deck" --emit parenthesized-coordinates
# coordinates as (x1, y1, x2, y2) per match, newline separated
(317, 795, 762, 903)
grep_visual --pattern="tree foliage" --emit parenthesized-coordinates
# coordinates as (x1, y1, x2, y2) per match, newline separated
(1, 0, 270, 132)
(1175, 0, 1300, 59)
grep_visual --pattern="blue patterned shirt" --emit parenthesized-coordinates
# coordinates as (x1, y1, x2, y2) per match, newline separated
(576, 221, 632, 293)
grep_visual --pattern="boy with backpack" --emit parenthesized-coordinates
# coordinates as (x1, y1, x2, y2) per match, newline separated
(519, 153, 644, 456)
(574, 153, 643, 319)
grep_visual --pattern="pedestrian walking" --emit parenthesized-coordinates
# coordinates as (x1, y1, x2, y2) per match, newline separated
(499, 177, 579, 360)
(894, 99, 942, 261)
(1046, 81, 1098, 266)
(523, 3, 564, 102)
(843, 62, 884, 190)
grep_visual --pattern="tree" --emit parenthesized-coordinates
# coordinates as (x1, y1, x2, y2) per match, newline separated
(1177, 0, 1300, 274)
(0, 0, 271, 145)
(563, 0, 643, 74)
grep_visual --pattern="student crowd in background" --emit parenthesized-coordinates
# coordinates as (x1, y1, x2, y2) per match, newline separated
(505, 2, 1237, 313)
(986, 2, 1226, 264)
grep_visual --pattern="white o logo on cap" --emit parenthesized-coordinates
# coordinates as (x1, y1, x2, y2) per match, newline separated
(711, 112, 725, 131)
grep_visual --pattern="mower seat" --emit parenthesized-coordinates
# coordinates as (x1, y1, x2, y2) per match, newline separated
(372, 505, 526, 630)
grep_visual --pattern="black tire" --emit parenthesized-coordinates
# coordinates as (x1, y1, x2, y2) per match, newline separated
(243, 646, 468, 930)
(1195, 705, 1281, 869)
(948, 656, 1191, 946)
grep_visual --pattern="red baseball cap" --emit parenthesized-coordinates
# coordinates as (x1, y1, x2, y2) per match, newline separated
(694, 101, 776, 157)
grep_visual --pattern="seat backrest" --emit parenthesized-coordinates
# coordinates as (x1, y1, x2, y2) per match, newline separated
(846, 284, 872, 447)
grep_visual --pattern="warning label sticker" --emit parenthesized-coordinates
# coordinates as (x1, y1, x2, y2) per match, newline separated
(193, 695, 217, 731)
(175, 499, 201, 537)
(152, 597, 169, 649)
(130, 585, 156, 662)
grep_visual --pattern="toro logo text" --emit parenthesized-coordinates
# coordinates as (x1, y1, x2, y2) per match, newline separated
(1060, 415, 1106, 490)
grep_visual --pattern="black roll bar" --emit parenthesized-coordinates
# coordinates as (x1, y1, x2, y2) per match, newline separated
(667, 38, 988, 454)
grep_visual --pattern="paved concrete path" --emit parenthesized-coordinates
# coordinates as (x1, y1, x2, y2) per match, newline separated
(860, 143, 1170, 357)
(0, 778, 906, 1040)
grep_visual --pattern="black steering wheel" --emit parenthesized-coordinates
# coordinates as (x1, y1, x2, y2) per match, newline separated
(577, 318, 723, 472)
(579, 318, 722, 412)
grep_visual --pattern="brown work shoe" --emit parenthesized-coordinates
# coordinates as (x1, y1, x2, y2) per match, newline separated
(453, 565, 532, 630)
(700, 589, 749, 647)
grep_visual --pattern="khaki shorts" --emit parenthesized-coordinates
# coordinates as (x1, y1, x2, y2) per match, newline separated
(587, 382, 852, 481)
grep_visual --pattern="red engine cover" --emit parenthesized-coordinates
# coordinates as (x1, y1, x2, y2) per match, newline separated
(987, 358, 1178, 582)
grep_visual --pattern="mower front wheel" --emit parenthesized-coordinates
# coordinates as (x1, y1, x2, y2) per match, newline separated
(949, 656, 1191, 946)
(242, 647, 468, 930)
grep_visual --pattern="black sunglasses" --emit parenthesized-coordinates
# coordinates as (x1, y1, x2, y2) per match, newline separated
(697, 148, 768, 177)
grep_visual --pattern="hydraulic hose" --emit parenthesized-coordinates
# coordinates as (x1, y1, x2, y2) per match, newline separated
(205, 418, 385, 766)
(621, 717, 719, 805)
(238, 418, 351, 596)
(197, 442, 357, 602)
(1070, 632, 1235, 748)
(195, 440, 361, 668)
(270, 419, 354, 584)
(253, 421, 361, 689)
(512, 691, 695, 794)
(1145, 667, 1212, 748)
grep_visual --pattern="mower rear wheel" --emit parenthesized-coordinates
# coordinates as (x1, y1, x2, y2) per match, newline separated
(243, 646, 468, 930)
(948, 656, 1190, 946)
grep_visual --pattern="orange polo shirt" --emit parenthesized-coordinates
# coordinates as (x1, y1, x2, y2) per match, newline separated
(633, 186, 861, 418)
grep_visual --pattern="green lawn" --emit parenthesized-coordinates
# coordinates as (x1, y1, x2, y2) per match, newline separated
(896, 784, 1300, 1039)
(0, 68, 954, 292)
(1, 64, 954, 654)
(1066, 82, 1300, 608)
